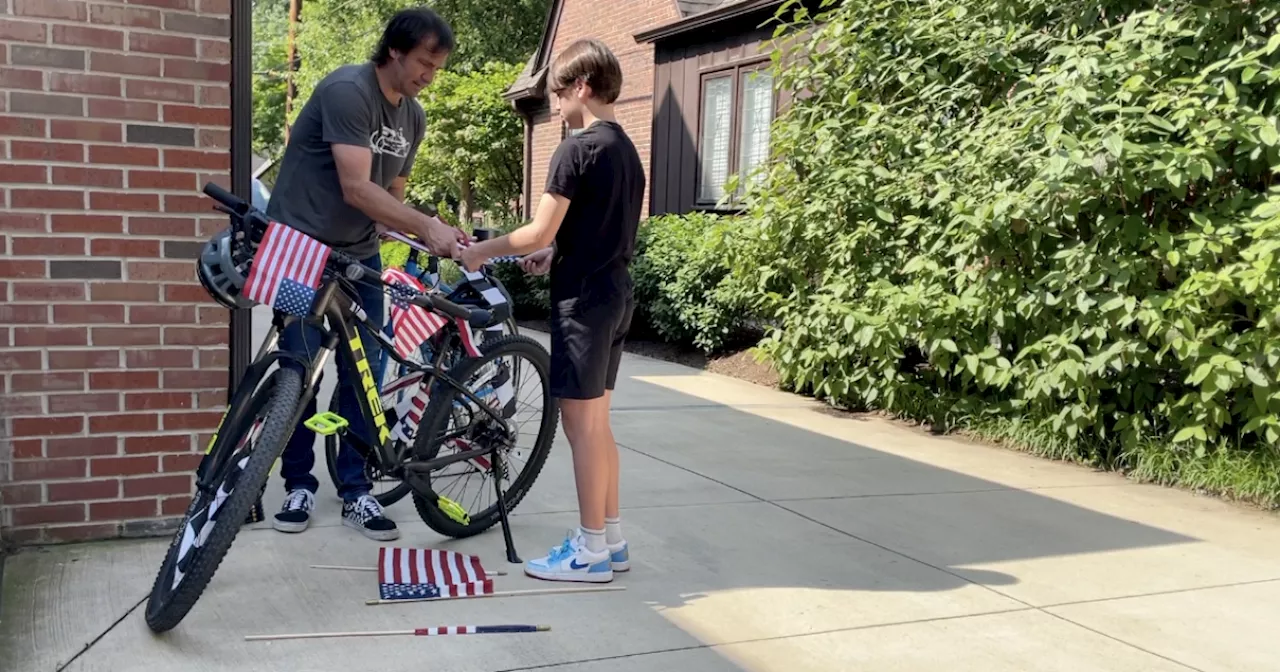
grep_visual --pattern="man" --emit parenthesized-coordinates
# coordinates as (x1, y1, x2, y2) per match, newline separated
(266, 7, 467, 541)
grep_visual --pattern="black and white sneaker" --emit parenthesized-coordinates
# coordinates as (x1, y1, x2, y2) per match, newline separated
(273, 489, 315, 533)
(342, 494, 400, 541)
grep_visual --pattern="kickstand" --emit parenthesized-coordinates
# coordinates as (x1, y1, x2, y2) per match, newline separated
(489, 444, 521, 564)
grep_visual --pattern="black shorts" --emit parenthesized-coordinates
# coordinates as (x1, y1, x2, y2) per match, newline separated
(548, 275, 635, 400)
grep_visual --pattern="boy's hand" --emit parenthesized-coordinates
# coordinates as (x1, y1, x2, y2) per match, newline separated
(519, 247, 554, 276)
(458, 242, 488, 273)
(417, 214, 468, 257)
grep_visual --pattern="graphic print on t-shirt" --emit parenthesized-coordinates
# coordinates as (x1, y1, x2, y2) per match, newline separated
(371, 124, 411, 157)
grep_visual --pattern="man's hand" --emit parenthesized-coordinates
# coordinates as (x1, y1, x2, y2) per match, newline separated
(417, 214, 468, 258)
(519, 246, 554, 276)
(458, 240, 489, 273)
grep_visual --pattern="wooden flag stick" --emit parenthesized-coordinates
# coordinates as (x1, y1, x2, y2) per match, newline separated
(246, 624, 550, 642)
(309, 564, 507, 576)
(365, 585, 625, 606)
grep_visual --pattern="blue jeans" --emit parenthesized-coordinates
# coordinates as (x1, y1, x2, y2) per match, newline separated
(279, 253, 385, 502)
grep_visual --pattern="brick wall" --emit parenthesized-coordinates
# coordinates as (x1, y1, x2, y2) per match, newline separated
(528, 0, 679, 218)
(0, 0, 232, 545)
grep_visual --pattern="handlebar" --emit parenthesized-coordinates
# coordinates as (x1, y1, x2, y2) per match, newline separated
(201, 182, 497, 328)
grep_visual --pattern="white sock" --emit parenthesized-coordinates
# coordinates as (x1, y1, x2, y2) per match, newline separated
(605, 517, 623, 545)
(580, 526, 606, 553)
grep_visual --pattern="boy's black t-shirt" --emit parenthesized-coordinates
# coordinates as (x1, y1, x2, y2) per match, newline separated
(544, 120, 646, 298)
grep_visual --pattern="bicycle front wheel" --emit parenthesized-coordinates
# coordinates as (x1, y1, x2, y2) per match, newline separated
(144, 366, 302, 633)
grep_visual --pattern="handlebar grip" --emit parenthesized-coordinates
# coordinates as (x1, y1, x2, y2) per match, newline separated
(203, 182, 246, 213)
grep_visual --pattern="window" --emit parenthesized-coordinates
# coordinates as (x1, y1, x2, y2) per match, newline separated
(697, 62, 775, 206)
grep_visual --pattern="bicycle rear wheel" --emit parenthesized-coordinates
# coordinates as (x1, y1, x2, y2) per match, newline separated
(144, 366, 302, 633)
(409, 334, 557, 538)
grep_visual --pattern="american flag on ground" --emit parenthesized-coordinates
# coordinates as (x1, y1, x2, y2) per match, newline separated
(382, 268, 448, 358)
(242, 221, 332, 316)
(378, 547, 494, 600)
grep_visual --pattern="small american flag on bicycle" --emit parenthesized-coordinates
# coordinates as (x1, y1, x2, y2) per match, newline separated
(378, 547, 494, 600)
(242, 220, 332, 316)
(382, 267, 448, 358)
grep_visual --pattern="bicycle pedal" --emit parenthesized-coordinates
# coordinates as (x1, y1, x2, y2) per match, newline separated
(437, 496, 470, 525)
(304, 411, 349, 436)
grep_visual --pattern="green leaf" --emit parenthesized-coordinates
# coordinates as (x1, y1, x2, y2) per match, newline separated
(1172, 425, 1205, 442)
(1267, 34, 1280, 56)
(1242, 66, 1260, 83)
(1103, 133, 1123, 157)
(939, 339, 958, 354)
(1247, 366, 1270, 388)
(1260, 122, 1279, 147)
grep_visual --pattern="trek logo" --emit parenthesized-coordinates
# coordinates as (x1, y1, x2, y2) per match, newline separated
(370, 125, 410, 158)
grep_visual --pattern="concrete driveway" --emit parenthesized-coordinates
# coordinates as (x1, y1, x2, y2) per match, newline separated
(6, 326, 1280, 671)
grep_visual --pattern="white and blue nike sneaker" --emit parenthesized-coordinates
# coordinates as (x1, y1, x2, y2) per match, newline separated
(524, 529, 613, 583)
(608, 540, 630, 572)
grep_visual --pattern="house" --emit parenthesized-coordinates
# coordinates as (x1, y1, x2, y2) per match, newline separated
(0, 0, 254, 545)
(503, 0, 813, 219)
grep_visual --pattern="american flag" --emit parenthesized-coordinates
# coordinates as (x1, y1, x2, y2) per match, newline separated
(382, 268, 448, 359)
(378, 547, 494, 600)
(242, 221, 332, 316)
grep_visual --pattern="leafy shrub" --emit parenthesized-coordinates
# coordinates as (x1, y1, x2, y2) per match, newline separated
(633, 212, 757, 353)
(731, 0, 1280, 491)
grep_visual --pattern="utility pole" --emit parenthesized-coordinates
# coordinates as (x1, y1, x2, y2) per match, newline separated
(284, 0, 302, 143)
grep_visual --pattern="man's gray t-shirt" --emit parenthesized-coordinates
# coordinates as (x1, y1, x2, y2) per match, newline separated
(266, 61, 425, 259)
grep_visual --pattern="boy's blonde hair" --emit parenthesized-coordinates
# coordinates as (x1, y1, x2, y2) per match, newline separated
(547, 38, 622, 104)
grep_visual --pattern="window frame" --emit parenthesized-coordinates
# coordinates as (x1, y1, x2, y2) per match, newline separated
(693, 57, 777, 210)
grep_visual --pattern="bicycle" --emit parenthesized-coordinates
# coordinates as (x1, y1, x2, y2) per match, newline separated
(322, 231, 521, 507)
(144, 183, 557, 633)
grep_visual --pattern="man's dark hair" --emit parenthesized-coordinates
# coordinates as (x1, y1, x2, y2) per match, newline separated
(370, 7, 455, 65)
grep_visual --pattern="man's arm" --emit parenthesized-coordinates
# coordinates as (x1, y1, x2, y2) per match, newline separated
(332, 144, 462, 254)
(459, 192, 568, 270)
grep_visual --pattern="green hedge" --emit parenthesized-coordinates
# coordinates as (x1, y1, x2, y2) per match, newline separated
(729, 0, 1280, 502)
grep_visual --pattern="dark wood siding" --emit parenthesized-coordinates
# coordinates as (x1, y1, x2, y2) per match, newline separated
(649, 18, 779, 216)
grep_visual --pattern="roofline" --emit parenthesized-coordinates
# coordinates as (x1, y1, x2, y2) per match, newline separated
(634, 0, 785, 43)
(502, 0, 563, 102)
(502, 65, 547, 103)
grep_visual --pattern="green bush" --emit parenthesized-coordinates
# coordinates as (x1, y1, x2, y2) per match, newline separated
(731, 0, 1280, 499)
(633, 212, 756, 353)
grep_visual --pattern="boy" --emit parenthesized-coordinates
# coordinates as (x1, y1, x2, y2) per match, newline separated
(458, 38, 645, 583)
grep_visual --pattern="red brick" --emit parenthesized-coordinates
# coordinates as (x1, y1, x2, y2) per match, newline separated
(12, 141, 84, 163)
(54, 166, 124, 188)
(195, 389, 225, 408)
(90, 281, 158, 301)
(14, 327, 88, 347)
(1, 393, 43, 416)
(0, 350, 42, 371)
(0, 164, 47, 183)
(51, 214, 124, 234)
(125, 78, 195, 103)
(14, 0, 88, 21)
(197, 306, 229, 324)
(164, 327, 225, 346)
(50, 73, 122, 98)
(90, 237, 160, 256)
(0, 68, 43, 90)
(14, 281, 85, 301)
(162, 58, 228, 82)
(197, 0, 227, 12)
(198, 84, 228, 106)
(11, 439, 44, 459)
(0, 18, 48, 42)
(162, 369, 223, 390)
(13, 415, 85, 436)
(125, 392, 192, 411)
(46, 436, 118, 458)
(129, 0, 193, 11)
(91, 370, 158, 389)
(198, 129, 229, 148)
(90, 498, 157, 520)
(160, 104, 227, 126)
(1, 483, 43, 506)
(0, 304, 48, 323)
(163, 411, 221, 432)
(127, 261, 189, 281)
(12, 503, 85, 526)
(90, 413, 156, 433)
(89, 146, 160, 170)
(12, 189, 84, 210)
(124, 474, 190, 497)
(12, 236, 81, 255)
(128, 169, 195, 191)
(130, 305, 195, 324)
(164, 148, 226, 170)
(128, 31, 196, 57)
(0, 213, 46, 232)
(9, 371, 83, 393)
(163, 194, 214, 213)
(129, 215, 195, 236)
(12, 458, 86, 481)
(197, 38, 229, 61)
(89, 191, 159, 211)
(88, 98, 159, 122)
(42, 523, 120, 542)
(0, 115, 46, 137)
(53, 24, 124, 49)
(126, 349, 193, 368)
(91, 455, 158, 477)
(54, 304, 126, 323)
(49, 393, 120, 414)
(51, 119, 121, 142)
(164, 283, 211, 302)
(124, 434, 189, 454)
(49, 349, 117, 369)
(92, 326, 160, 346)
(0, 260, 45, 278)
(90, 4, 161, 28)
(161, 495, 189, 516)
(48, 478, 119, 501)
